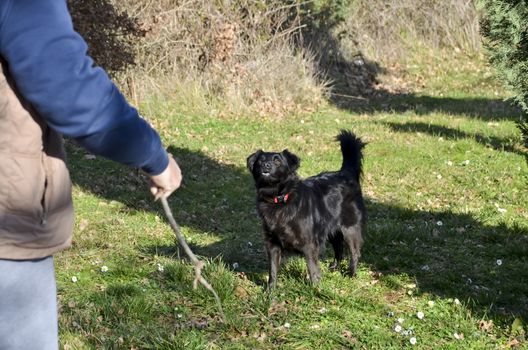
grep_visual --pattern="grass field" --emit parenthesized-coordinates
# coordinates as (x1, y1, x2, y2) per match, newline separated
(58, 50, 527, 349)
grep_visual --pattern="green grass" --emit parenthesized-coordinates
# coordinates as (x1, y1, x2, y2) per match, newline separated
(57, 51, 527, 349)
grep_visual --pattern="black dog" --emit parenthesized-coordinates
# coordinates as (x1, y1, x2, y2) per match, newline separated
(247, 130, 366, 288)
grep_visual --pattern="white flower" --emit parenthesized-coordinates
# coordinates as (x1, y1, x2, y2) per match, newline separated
(427, 300, 435, 307)
(421, 265, 430, 271)
(284, 322, 291, 329)
(454, 298, 461, 305)
(410, 337, 417, 345)
(300, 119, 305, 124)
(446, 160, 453, 166)
(310, 324, 321, 329)
(247, 241, 253, 247)
(416, 311, 424, 320)
(318, 307, 328, 314)
(397, 318, 405, 324)
(436, 221, 443, 226)
(497, 208, 507, 214)
(71, 276, 78, 283)
(462, 160, 470, 166)
(496, 259, 503, 266)
(453, 332, 463, 340)
(436, 174, 443, 180)
(157, 263, 164, 272)
(100, 266, 108, 272)
(394, 324, 402, 333)
(232, 262, 239, 270)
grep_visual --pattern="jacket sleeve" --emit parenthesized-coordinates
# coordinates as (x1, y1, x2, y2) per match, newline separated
(0, 0, 169, 175)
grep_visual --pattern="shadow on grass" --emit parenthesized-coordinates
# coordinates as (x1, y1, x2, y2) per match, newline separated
(383, 121, 523, 156)
(291, 3, 524, 124)
(349, 94, 524, 122)
(363, 200, 528, 324)
(67, 143, 266, 272)
(68, 141, 528, 323)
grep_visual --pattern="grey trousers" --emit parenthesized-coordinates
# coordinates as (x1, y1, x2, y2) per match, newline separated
(0, 256, 58, 350)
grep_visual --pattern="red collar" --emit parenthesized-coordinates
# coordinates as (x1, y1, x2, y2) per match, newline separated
(273, 193, 289, 204)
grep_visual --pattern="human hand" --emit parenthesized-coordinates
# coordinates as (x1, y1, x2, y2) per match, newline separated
(149, 154, 182, 200)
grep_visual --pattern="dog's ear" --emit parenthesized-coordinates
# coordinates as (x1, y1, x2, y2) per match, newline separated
(281, 149, 300, 172)
(247, 150, 263, 172)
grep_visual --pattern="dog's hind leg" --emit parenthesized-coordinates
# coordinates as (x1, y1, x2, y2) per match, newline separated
(342, 224, 363, 276)
(266, 242, 282, 290)
(303, 244, 322, 284)
(328, 231, 344, 271)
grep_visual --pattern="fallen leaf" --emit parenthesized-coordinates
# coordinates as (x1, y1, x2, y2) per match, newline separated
(254, 331, 267, 342)
(268, 300, 288, 316)
(234, 286, 249, 299)
(478, 319, 494, 332)
(342, 329, 357, 343)
(78, 219, 89, 231)
(506, 339, 521, 348)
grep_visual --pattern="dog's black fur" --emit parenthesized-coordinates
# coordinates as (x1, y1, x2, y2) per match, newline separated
(247, 130, 366, 288)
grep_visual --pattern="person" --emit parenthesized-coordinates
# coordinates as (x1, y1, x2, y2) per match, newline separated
(0, 0, 182, 349)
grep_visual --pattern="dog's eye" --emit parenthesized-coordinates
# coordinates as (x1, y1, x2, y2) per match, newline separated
(273, 158, 281, 165)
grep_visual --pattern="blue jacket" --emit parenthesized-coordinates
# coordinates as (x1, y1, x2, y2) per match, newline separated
(0, 0, 168, 175)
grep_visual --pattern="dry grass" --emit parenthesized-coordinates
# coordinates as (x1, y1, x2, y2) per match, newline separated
(111, 0, 327, 117)
(86, 0, 485, 117)
(342, 0, 482, 63)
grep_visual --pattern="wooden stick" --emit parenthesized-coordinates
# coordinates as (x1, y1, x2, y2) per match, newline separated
(160, 197, 226, 322)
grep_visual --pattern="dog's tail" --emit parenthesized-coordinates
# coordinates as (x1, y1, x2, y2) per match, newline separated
(337, 129, 366, 183)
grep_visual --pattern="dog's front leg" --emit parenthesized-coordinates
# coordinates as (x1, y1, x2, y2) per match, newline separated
(304, 244, 322, 284)
(266, 242, 282, 290)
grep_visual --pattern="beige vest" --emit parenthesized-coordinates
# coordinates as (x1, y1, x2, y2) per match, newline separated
(0, 60, 74, 260)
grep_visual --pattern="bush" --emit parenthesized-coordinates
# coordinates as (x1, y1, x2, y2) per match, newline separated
(479, 0, 528, 148)
(290, 0, 381, 100)
(284, 0, 482, 104)
(68, 0, 145, 76)
(69, 0, 327, 117)
(343, 0, 482, 62)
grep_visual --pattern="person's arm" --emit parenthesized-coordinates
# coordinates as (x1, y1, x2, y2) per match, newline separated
(0, 0, 168, 176)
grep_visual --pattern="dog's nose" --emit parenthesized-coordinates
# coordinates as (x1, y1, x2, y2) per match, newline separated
(263, 162, 272, 170)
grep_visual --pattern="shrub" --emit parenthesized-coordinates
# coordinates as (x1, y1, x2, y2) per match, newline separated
(479, 0, 528, 148)
(285, 0, 482, 103)
(69, 0, 327, 117)
(342, 0, 482, 61)
(67, 0, 145, 76)
(291, 0, 381, 100)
